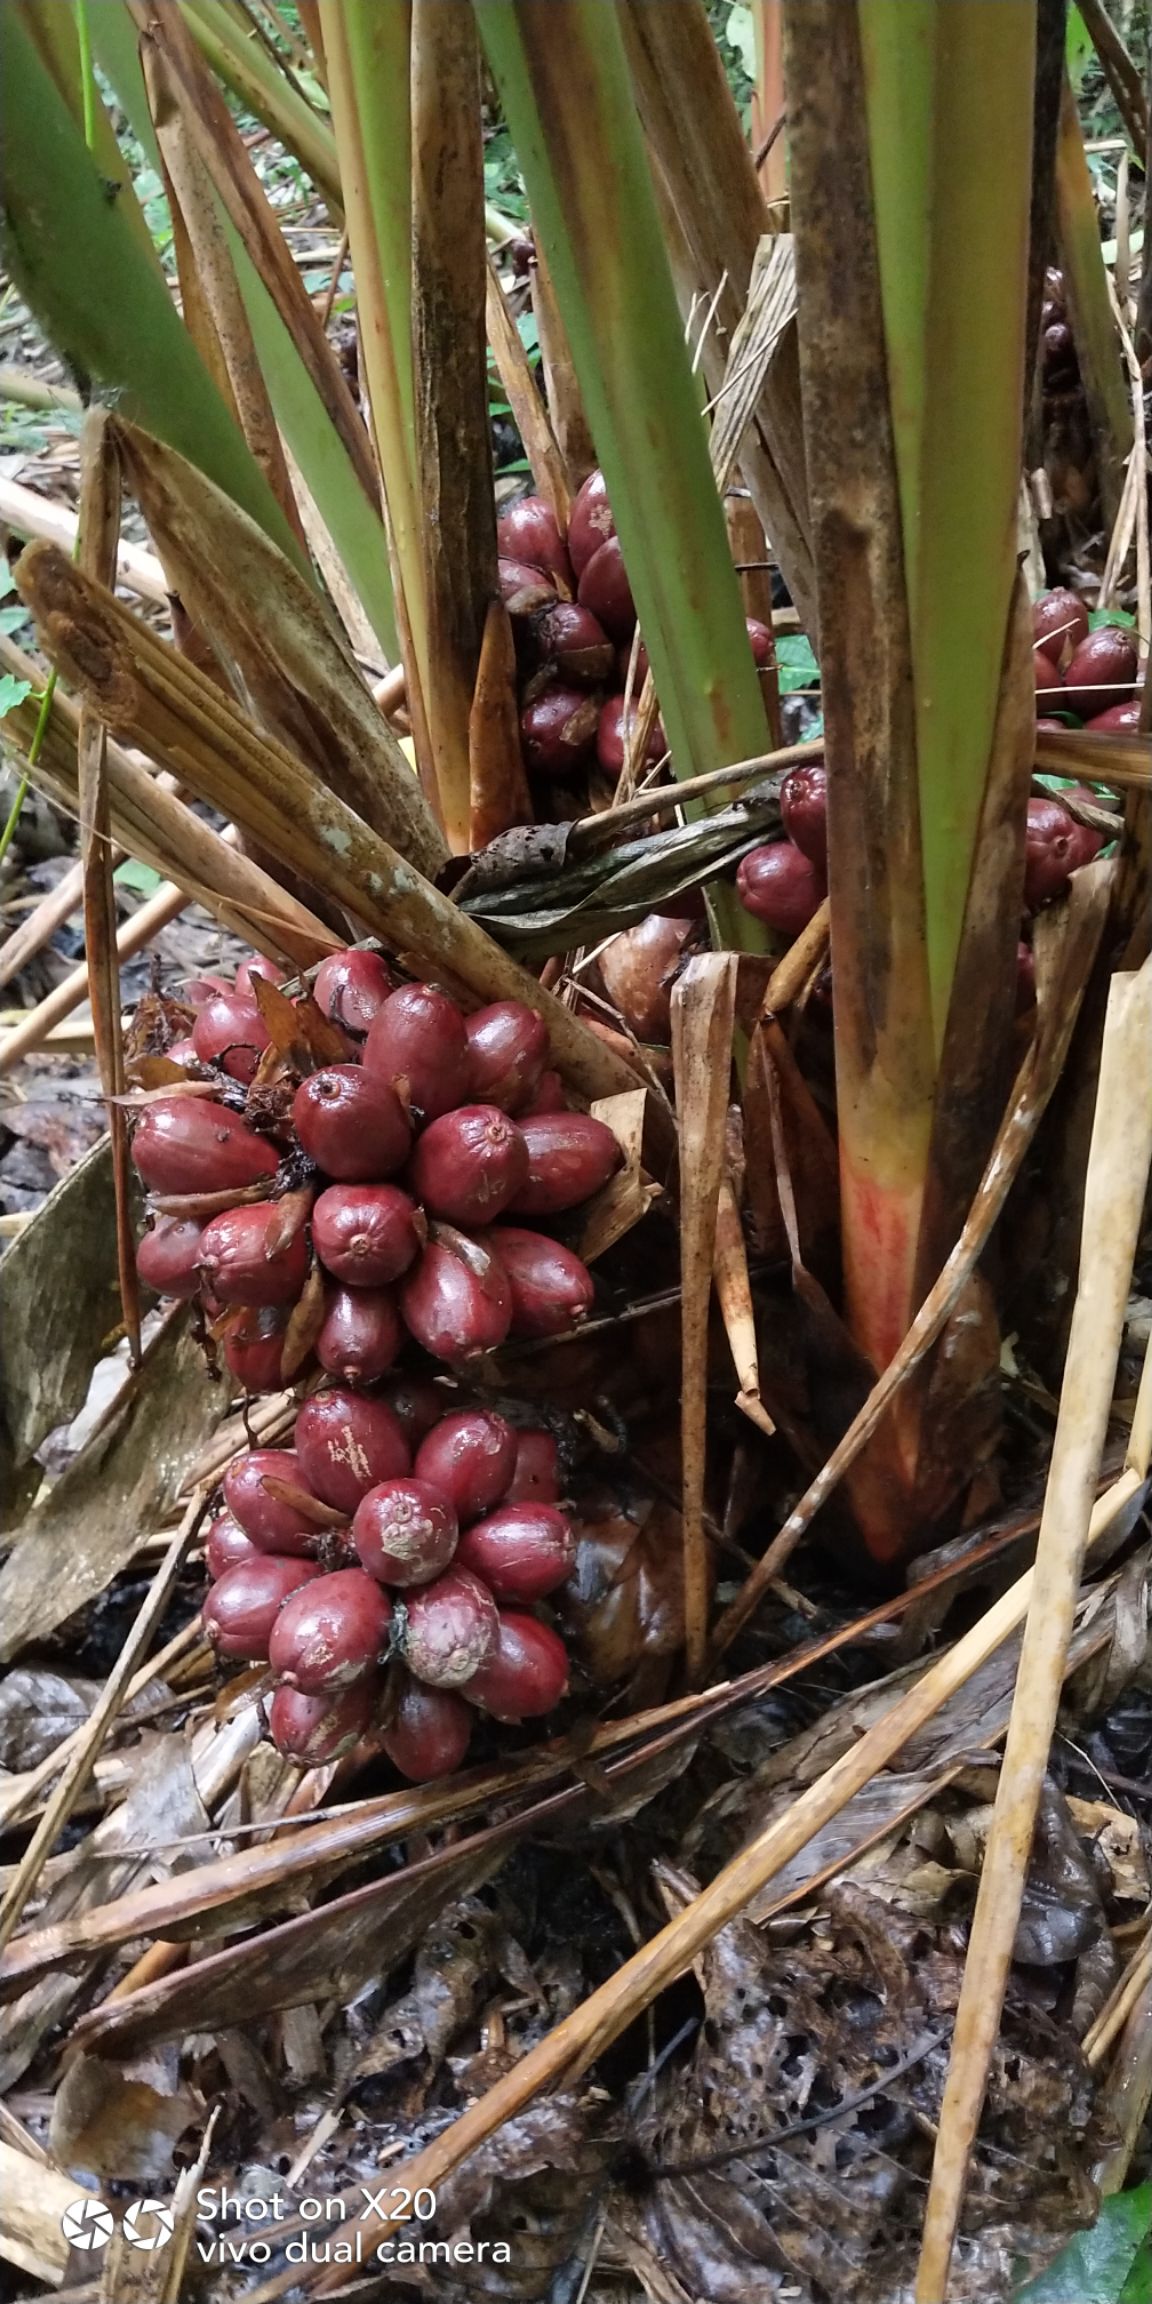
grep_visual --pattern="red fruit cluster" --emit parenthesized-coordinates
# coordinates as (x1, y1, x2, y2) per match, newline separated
(1032, 592, 1142, 728)
(133, 963, 621, 1394)
(202, 1394, 572, 1779)
(735, 761, 828, 939)
(499, 472, 771, 790)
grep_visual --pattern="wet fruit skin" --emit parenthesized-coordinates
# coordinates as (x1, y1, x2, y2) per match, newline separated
(465, 1610, 570, 1720)
(363, 984, 469, 1123)
(293, 1067, 412, 1181)
(136, 1216, 204, 1299)
(222, 1305, 291, 1393)
(413, 1408, 518, 1524)
(1085, 700, 1144, 732)
(487, 1225, 595, 1337)
(508, 1112, 621, 1216)
(268, 1567, 392, 1691)
(204, 1555, 323, 1660)
(132, 1099, 278, 1195)
(313, 951, 395, 1035)
(400, 1566, 500, 1687)
(352, 1478, 458, 1586)
(191, 992, 272, 1084)
(315, 1284, 403, 1385)
(268, 1676, 380, 1765)
(313, 1183, 424, 1287)
(382, 1676, 474, 1781)
(456, 1501, 576, 1601)
(736, 842, 826, 936)
(294, 1390, 411, 1515)
(205, 1511, 261, 1579)
(409, 1105, 530, 1226)
(198, 1200, 311, 1306)
(464, 1002, 549, 1114)
(399, 1235, 513, 1361)
(223, 1449, 325, 1556)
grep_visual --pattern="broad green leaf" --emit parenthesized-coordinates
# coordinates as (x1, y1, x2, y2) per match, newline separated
(775, 633, 820, 693)
(0, 674, 32, 718)
(1015, 2186, 1152, 2304)
(113, 859, 165, 897)
(1089, 606, 1136, 630)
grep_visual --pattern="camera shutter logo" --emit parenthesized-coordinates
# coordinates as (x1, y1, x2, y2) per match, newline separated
(122, 2199, 176, 2251)
(61, 2200, 115, 2251)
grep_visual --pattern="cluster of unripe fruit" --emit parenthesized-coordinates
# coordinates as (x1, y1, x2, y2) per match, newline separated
(201, 1392, 573, 1778)
(497, 471, 772, 789)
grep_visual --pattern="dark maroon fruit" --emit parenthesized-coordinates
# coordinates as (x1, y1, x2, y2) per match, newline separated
(780, 763, 829, 868)
(353, 1478, 458, 1586)
(456, 1500, 575, 1600)
(363, 984, 469, 1123)
(399, 1566, 499, 1687)
(199, 1199, 311, 1306)
(496, 495, 573, 590)
(736, 842, 826, 935)
(1085, 700, 1144, 731)
(382, 1675, 473, 1780)
(1062, 627, 1139, 719)
(400, 1231, 512, 1362)
(487, 1225, 595, 1338)
(136, 1215, 204, 1299)
(508, 1112, 621, 1216)
(409, 1106, 529, 1226)
(746, 616, 774, 667)
(1024, 796, 1082, 909)
(465, 1001, 549, 1114)
(596, 695, 665, 781)
(599, 915, 692, 1043)
(222, 1304, 291, 1393)
(567, 469, 615, 577)
(465, 1611, 569, 1720)
(267, 1677, 379, 1764)
(236, 955, 285, 995)
(506, 1428, 562, 1504)
(294, 1390, 410, 1514)
(132, 1099, 278, 1195)
(313, 1183, 423, 1287)
(315, 1284, 402, 1385)
(498, 556, 557, 614)
(530, 600, 615, 686)
(293, 1066, 412, 1182)
(1035, 649, 1064, 699)
(520, 1069, 567, 1116)
(269, 1566, 392, 1691)
(577, 535, 635, 641)
(413, 1407, 518, 1523)
(379, 1375, 447, 1442)
(191, 992, 272, 1084)
(1032, 588, 1090, 665)
(520, 686, 600, 778)
(223, 1449, 325, 1556)
(205, 1511, 260, 1579)
(204, 1554, 322, 1660)
(313, 950, 394, 1035)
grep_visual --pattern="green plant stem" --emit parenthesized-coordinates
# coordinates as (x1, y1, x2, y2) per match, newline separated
(75, 0, 96, 150)
(0, 671, 58, 870)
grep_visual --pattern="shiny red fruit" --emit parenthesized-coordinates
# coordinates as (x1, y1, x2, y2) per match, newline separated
(293, 1066, 412, 1182)
(456, 1501, 575, 1601)
(596, 695, 665, 782)
(131, 1099, 278, 1195)
(1062, 627, 1139, 719)
(530, 600, 615, 686)
(505, 1428, 562, 1504)
(413, 1407, 517, 1523)
(746, 616, 774, 667)
(498, 556, 557, 614)
(136, 1216, 203, 1300)
(577, 535, 635, 641)
(508, 1112, 620, 1216)
(236, 955, 285, 995)
(222, 1304, 291, 1393)
(1024, 796, 1084, 909)
(183, 973, 232, 1010)
(399, 1232, 512, 1362)
(382, 1675, 473, 1781)
(520, 686, 600, 778)
(267, 1676, 380, 1764)
(352, 1478, 458, 1586)
(294, 1390, 410, 1515)
(205, 1510, 260, 1579)
(268, 1567, 392, 1691)
(465, 1611, 569, 1720)
(222, 1449, 324, 1556)
(1032, 588, 1090, 664)
(400, 1566, 499, 1687)
(465, 1002, 549, 1114)
(736, 842, 826, 936)
(409, 1106, 529, 1226)
(363, 984, 469, 1123)
(191, 992, 272, 1084)
(567, 469, 615, 578)
(313, 950, 395, 1035)
(520, 1069, 567, 1116)
(1085, 699, 1144, 732)
(199, 1200, 311, 1306)
(315, 1284, 402, 1386)
(204, 1554, 322, 1660)
(780, 763, 829, 868)
(1034, 649, 1064, 699)
(487, 1225, 595, 1338)
(496, 495, 573, 590)
(313, 1183, 423, 1287)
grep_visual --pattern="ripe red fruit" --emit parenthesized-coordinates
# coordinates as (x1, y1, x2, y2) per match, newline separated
(315, 1284, 402, 1385)
(567, 469, 615, 577)
(496, 495, 573, 590)
(520, 686, 601, 777)
(1024, 796, 1082, 909)
(1085, 699, 1144, 732)
(204, 1554, 322, 1660)
(409, 1106, 529, 1226)
(400, 1566, 499, 1687)
(508, 1112, 620, 1216)
(136, 1215, 204, 1300)
(363, 984, 469, 1122)
(382, 1676, 473, 1781)
(596, 695, 665, 781)
(353, 1478, 458, 1586)
(530, 600, 615, 686)
(1032, 588, 1090, 664)
(487, 1226, 595, 1338)
(313, 950, 394, 1035)
(269, 1567, 392, 1691)
(236, 955, 285, 995)
(456, 1501, 576, 1600)
(400, 1231, 512, 1361)
(223, 1449, 325, 1555)
(1034, 649, 1064, 700)
(191, 992, 272, 1084)
(577, 535, 635, 640)
(183, 973, 232, 1009)
(414, 1407, 518, 1523)
(132, 1099, 278, 1195)
(379, 1374, 447, 1442)
(267, 1676, 379, 1765)
(199, 1200, 311, 1306)
(520, 1069, 566, 1116)
(293, 1066, 412, 1182)
(505, 1428, 562, 1504)
(465, 1610, 569, 1720)
(222, 1304, 291, 1393)
(498, 556, 557, 614)
(1062, 626, 1139, 719)
(313, 1183, 424, 1286)
(780, 763, 829, 868)
(294, 1390, 410, 1514)
(205, 1510, 260, 1578)
(1036, 715, 1076, 733)
(165, 1037, 199, 1069)
(465, 1002, 549, 1113)
(736, 842, 826, 935)
(746, 616, 774, 667)
(599, 915, 691, 1043)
